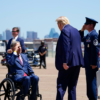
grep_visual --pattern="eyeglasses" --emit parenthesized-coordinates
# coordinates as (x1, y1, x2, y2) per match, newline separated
(12, 31, 17, 32)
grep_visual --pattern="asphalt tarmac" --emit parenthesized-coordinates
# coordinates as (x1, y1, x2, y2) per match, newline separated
(0, 56, 89, 100)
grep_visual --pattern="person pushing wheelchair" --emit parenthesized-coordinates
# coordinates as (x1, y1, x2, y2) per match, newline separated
(6, 41, 39, 100)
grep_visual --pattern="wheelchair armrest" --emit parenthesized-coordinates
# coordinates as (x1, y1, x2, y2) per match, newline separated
(8, 74, 13, 78)
(6, 72, 17, 78)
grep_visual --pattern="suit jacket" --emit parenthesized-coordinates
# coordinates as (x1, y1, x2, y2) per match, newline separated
(55, 24, 84, 70)
(6, 53, 34, 81)
(6, 37, 25, 53)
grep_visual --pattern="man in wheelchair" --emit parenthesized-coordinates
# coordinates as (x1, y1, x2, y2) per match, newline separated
(6, 41, 39, 100)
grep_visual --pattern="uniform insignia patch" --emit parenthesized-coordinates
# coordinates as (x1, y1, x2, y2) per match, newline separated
(93, 39, 98, 46)
(86, 37, 91, 42)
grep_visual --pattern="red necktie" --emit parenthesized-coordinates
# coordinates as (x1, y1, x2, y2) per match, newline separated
(19, 56, 27, 76)
(19, 56, 23, 65)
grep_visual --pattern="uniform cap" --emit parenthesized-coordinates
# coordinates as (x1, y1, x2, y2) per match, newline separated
(41, 41, 44, 44)
(85, 17, 98, 25)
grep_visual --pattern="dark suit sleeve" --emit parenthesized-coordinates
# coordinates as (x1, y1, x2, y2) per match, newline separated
(28, 64, 34, 74)
(79, 30, 85, 42)
(90, 35, 99, 66)
(61, 30, 70, 64)
(20, 39, 25, 53)
(6, 39, 11, 52)
(6, 53, 17, 66)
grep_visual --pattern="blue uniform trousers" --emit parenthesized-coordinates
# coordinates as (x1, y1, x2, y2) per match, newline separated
(15, 74, 39, 100)
(56, 66, 80, 100)
(85, 67, 98, 100)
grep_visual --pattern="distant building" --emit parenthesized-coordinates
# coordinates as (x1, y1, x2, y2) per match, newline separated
(3, 32, 6, 40)
(25, 38, 33, 42)
(5, 29, 12, 40)
(27, 31, 33, 38)
(44, 35, 49, 38)
(26, 31, 37, 41)
(33, 32, 37, 40)
(52, 32, 59, 38)
(49, 28, 56, 38)
(37, 37, 39, 39)
(44, 28, 59, 38)
(0, 34, 2, 40)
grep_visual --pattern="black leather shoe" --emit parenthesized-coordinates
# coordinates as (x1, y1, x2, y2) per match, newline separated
(16, 96, 24, 100)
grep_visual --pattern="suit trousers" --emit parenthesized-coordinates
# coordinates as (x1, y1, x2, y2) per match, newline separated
(85, 67, 98, 100)
(56, 66, 80, 100)
(15, 74, 39, 100)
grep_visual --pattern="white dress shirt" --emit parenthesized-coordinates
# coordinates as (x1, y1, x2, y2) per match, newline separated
(11, 35, 18, 43)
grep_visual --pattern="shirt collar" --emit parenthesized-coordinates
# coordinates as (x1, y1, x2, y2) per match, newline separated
(88, 29, 95, 35)
(13, 35, 18, 41)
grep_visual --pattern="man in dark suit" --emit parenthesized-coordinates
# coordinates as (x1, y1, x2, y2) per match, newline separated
(6, 27, 25, 53)
(6, 41, 39, 100)
(55, 16, 84, 100)
(79, 17, 99, 100)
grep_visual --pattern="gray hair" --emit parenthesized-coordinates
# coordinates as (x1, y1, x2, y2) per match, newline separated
(10, 41, 20, 48)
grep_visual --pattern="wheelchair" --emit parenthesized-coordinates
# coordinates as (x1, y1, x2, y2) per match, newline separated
(0, 65, 42, 100)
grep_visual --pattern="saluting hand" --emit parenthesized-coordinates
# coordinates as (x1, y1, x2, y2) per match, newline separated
(81, 24, 86, 31)
(7, 49, 13, 54)
(63, 63, 69, 70)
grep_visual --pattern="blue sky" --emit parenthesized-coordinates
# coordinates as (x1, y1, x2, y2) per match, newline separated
(0, 0, 100, 38)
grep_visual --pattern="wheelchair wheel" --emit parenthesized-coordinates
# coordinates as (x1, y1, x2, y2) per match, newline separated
(0, 78, 15, 100)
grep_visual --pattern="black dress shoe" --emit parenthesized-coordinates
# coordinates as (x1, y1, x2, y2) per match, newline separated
(16, 95, 24, 100)
(43, 67, 46, 69)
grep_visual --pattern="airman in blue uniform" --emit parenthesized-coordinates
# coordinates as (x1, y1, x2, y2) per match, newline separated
(79, 17, 99, 100)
